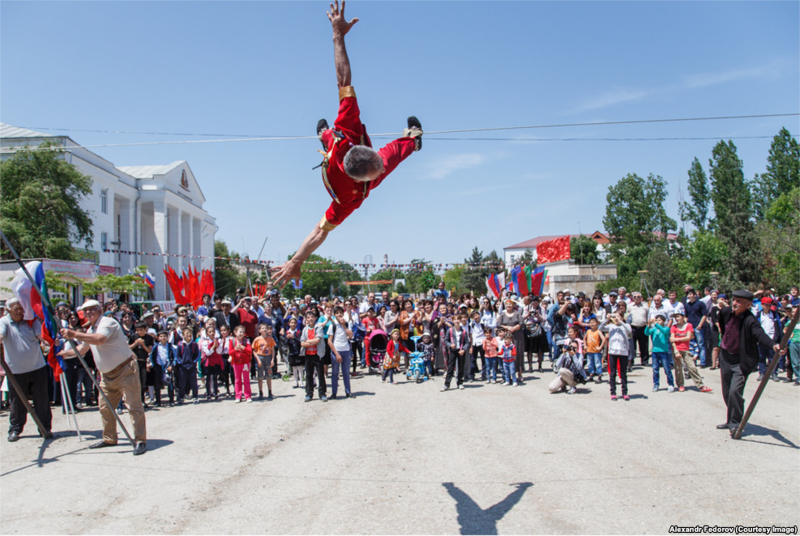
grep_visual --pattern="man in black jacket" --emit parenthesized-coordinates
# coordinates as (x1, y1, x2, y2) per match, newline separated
(716, 290, 783, 438)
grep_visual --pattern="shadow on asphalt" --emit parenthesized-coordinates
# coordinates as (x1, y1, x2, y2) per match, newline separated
(443, 482, 533, 535)
(350, 391, 375, 396)
(738, 424, 798, 449)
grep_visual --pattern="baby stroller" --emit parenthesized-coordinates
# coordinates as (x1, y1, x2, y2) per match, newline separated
(367, 329, 388, 374)
(405, 336, 428, 383)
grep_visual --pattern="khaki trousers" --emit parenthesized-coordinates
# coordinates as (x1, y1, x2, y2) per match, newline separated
(548, 368, 575, 392)
(673, 350, 704, 389)
(98, 359, 147, 443)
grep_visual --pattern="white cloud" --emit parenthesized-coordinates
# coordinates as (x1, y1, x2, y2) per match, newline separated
(570, 60, 788, 113)
(424, 153, 487, 180)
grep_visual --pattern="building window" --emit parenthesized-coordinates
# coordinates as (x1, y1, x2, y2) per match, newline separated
(101, 232, 108, 251)
(100, 189, 108, 214)
(510, 255, 516, 263)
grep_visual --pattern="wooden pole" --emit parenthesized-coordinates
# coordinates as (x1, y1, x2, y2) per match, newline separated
(733, 306, 799, 440)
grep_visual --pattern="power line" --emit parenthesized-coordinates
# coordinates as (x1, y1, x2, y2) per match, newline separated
(6, 113, 796, 151)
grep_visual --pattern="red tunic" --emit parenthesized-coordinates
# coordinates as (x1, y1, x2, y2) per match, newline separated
(319, 87, 417, 229)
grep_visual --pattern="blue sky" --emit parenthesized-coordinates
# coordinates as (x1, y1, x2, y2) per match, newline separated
(2, 1, 798, 267)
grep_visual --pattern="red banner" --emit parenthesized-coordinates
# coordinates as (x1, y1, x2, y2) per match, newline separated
(536, 236, 571, 264)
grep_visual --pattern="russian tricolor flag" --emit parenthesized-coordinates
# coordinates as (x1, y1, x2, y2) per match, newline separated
(10, 262, 62, 378)
(485, 272, 505, 299)
(144, 270, 156, 289)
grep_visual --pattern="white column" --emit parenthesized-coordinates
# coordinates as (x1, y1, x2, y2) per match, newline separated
(153, 198, 169, 300)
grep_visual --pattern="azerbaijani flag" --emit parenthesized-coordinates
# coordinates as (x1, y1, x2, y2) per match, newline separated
(9, 261, 62, 379)
(530, 266, 546, 296)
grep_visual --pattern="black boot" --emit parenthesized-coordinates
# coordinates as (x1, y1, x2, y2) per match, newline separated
(406, 116, 423, 150)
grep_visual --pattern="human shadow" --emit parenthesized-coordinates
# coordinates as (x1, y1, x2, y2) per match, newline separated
(443, 482, 533, 535)
(737, 424, 798, 449)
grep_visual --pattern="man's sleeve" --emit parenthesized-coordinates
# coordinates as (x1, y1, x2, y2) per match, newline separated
(97, 318, 116, 339)
(333, 87, 363, 142)
(322, 198, 363, 230)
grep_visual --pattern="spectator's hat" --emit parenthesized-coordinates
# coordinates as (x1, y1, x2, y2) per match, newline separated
(243, 296, 253, 301)
(732, 290, 754, 301)
(760, 296, 773, 306)
(655, 311, 667, 320)
(671, 310, 683, 317)
(609, 291, 619, 297)
(718, 294, 727, 300)
(542, 296, 551, 302)
(221, 299, 232, 305)
(142, 312, 154, 319)
(458, 303, 468, 309)
(422, 331, 431, 338)
(79, 299, 102, 311)
(56, 301, 68, 309)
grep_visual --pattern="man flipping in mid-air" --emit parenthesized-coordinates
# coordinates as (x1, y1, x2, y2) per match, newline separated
(272, 0, 423, 286)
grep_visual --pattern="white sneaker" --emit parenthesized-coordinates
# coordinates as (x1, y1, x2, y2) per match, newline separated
(440, 386, 448, 392)
(458, 384, 465, 390)
(513, 383, 519, 387)
(567, 387, 577, 394)
(246, 398, 253, 403)
(235, 398, 242, 404)
(503, 382, 511, 386)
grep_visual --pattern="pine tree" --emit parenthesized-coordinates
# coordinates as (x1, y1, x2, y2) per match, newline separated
(679, 157, 710, 231)
(752, 127, 800, 221)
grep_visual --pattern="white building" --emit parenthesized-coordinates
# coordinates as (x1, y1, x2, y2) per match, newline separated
(0, 123, 216, 302)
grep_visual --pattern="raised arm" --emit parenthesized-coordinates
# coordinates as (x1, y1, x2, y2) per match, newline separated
(328, 0, 358, 88)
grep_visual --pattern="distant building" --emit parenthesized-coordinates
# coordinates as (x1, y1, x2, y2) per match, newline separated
(0, 123, 216, 302)
(503, 231, 611, 266)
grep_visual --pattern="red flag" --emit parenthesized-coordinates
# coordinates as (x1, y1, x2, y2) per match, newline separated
(536, 236, 571, 264)
(517, 268, 529, 296)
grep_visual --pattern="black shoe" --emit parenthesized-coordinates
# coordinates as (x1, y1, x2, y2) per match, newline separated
(8, 431, 20, 442)
(317, 118, 329, 136)
(407, 116, 423, 150)
(345, 392, 352, 398)
(716, 423, 730, 430)
(89, 440, 116, 449)
(330, 393, 337, 400)
(267, 394, 274, 401)
(133, 442, 147, 456)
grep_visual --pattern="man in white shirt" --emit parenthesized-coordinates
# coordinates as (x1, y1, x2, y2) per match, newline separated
(59, 300, 147, 455)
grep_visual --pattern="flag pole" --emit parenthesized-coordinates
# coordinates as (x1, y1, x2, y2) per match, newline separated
(0, 230, 135, 447)
(0, 344, 53, 439)
(733, 306, 799, 440)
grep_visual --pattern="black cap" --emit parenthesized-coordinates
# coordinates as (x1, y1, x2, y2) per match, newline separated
(732, 290, 754, 301)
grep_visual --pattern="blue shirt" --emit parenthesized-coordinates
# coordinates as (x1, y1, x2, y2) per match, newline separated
(684, 299, 707, 328)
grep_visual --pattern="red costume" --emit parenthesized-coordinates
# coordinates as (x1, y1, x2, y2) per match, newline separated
(318, 86, 417, 231)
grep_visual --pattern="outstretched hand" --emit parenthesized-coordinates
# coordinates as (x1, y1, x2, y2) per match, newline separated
(327, 0, 358, 38)
(271, 261, 302, 290)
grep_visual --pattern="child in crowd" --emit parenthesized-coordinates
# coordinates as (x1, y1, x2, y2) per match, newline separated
(253, 323, 276, 400)
(229, 325, 253, 403)
(285, 319, 304, 389)
(149, 330, 175, 406)
(584, 316, 605, 384)
(417, 331, 436, 378)
(499, 332, 518, 387)
(128, 321, 154, 407)
(218, 325, 233, 397)
(600, 312, 632, 400)
(566, 325, 583, 359)
(200, 324, 224, 400)
(362, 308, 380, 369)
(176, 327, 200, 404)
(383, 329, 403, 384)
(670, 311, 712, 394)
(482, 327, 501, 384)
(646, 312, 675, 393)
(469, 310, 485, 381)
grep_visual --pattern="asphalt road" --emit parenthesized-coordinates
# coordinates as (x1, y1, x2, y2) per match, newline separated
(1, 362, 799, 534)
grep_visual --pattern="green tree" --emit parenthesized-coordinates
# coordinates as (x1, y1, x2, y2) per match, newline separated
(443, 267, 465, 296)
(518, 249, 534, 265)
(0, 142, 93, 261)
(674, 230, 728, 290)
(758, 187, 800, 289)
(460, 246, 487, 294)
(708, 140, 761, 286)
(214, 240, 245, 299)
(642, 249, 682, 294)
(602, 173, 677, 280)
(679, 157, 710, 231)
(405, 259, 436, 294)
(83, 268, 151, 300)
(570, 235, 601, 264)
(752, 128, 800, 221)
(285, 254, 359, 299)
(369, 268, 398, 294)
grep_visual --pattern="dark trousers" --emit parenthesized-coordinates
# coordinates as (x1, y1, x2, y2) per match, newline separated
(8, 365, 52, 435)
(471, 345, 485, 378)
(351, 341, 363, 373)
(608, 354, 629, 396)
(137, 359, 148, 403)
(720, 350, 748, 430)
(61, 358, 81, 410)
(220, 358, 232, 392)
(445, 348, 467, 388)
(632, 326, 650, 364)
(305, 354, 326, 398)
(176, 367, 198, 400)
(152, 364, 174, 405)
(205, 365, 220, 398)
